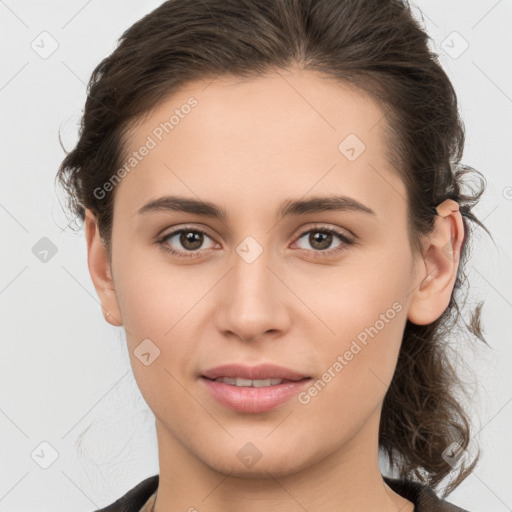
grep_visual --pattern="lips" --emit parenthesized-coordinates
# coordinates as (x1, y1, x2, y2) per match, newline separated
(201, 363, 309, 382)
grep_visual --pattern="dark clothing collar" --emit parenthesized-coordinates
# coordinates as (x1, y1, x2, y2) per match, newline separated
(93, 474, 470, 512)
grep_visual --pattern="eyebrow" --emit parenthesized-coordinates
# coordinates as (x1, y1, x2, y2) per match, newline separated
(137, 194, 376, 220)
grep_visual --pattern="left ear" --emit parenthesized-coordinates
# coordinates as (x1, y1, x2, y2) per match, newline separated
(407, 199, 465, 325)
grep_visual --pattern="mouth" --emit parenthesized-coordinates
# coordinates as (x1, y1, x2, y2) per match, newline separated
(204, 376, 308, 387)
(199, 363, 312, 413)
(201, 362, 310, 382)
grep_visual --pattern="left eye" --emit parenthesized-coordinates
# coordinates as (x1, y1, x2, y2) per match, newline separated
(294, 227, 352, 253)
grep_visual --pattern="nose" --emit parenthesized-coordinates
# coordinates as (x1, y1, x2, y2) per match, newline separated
(214, 243, 291, 343)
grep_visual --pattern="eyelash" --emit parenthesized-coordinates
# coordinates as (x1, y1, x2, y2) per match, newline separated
(156, 224, 354, 259)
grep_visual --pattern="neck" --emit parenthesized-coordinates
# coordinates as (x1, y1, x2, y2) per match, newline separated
(152, 409, 413, 512)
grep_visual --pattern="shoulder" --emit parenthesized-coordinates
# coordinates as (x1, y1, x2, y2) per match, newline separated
(90, 474, 159, 512)
(383, 476, 471, 512)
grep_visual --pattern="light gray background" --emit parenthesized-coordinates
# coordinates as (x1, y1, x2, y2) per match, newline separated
(1, 1, 511, 511)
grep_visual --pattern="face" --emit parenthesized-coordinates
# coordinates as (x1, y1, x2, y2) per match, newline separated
(88, 67, 436, 478)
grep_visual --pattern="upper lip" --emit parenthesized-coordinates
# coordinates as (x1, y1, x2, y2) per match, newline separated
(201, 364, 310, 381)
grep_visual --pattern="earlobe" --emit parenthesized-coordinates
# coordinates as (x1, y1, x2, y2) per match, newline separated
(407, 199, 464, 326)
(84, 209, 123, 327)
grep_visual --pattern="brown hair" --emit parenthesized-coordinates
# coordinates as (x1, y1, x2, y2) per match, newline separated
(55, 0, 493, 497)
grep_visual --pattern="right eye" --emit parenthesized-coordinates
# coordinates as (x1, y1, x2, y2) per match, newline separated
(157, 227, 219, 258)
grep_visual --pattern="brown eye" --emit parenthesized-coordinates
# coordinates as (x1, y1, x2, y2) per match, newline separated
(178, 230, 204, 251)
(308, 231, 333, 251)
(158, 228, 217, 258)
(294, 226, 353, 256)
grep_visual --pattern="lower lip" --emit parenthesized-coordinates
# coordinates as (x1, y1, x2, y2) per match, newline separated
(200, 377, 312, 413)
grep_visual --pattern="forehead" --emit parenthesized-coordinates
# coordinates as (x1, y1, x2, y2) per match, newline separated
(116, 68, 407, 222)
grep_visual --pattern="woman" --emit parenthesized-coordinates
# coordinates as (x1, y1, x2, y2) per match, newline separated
(56, 0, 492, 510)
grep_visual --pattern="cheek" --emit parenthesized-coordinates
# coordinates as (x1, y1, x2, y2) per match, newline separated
(114, 251, 209, 338)
(298, 246, 410, 343)
(112, 260, 204, 396)
(320, 298, 406, 397)
(302, 249, 411, 405)
(295, 301, 407, 447)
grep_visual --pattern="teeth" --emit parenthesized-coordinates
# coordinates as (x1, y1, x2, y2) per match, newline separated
(214, 377, 284, 387)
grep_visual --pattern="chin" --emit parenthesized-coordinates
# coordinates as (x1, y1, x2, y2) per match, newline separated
(199, 446, 311, 480)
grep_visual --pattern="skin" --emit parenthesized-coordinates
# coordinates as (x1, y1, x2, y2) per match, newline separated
(85, 67, 464, 512)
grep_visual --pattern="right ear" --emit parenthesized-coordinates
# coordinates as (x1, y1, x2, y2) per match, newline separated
(84, 209, 123, 327)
